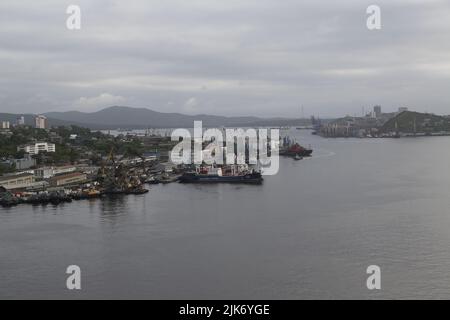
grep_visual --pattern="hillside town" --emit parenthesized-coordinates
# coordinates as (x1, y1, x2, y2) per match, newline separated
(319, 106, 450, 138)
(0, 115, 181, 206)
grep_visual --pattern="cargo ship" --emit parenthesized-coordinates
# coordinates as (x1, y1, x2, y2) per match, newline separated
(179, 165, 263, 184)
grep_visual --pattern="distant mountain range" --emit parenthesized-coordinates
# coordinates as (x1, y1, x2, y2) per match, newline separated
(1, 106, 313, 129)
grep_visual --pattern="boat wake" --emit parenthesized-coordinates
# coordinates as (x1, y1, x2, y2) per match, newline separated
(305, 149, 336, 160)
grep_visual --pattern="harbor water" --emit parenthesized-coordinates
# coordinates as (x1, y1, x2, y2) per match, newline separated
(2, 130, 450, 299)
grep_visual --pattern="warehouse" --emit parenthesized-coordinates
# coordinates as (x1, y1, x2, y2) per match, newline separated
(0, 173, 35, 190)
(49, 172, 87, 187)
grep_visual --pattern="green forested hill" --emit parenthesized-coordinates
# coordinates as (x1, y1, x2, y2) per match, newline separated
(382, 111, 450, 133)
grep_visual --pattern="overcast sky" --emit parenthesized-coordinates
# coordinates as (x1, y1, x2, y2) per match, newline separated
(0, 0, 449, 118)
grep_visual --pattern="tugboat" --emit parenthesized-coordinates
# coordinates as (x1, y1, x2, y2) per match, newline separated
(179, 165, 263, 184)
(280, 142, 313, 157)
(279, 136, 313, 158)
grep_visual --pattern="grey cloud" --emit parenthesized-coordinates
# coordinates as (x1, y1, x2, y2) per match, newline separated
(0, 0, 449, 117)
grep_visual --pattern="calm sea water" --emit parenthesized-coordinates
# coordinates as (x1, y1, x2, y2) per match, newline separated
(2, 130, 450, 299)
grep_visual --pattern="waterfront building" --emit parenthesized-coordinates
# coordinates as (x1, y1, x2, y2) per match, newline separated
(49, 172, 87, 187)
(34, 165, 77, 179)
(34, 167, 54, 179)
(35, 115, 48, 129)
(18, 142, 56, 155)
(0, 173, 35, 190)
(53, 165, 77, 176)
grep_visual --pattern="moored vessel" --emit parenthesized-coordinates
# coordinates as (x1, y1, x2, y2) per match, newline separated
(179, 165, 263, 184)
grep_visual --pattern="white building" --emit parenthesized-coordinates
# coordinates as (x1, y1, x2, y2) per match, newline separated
(35, 115, 48, 129)
(1, 121, 10, 129)
(34, 165, 77, 179)
(34, 167, 54, 179)
(53, 165, 77, 176)
(18, 142, 56, 155)
(17, 116, 25, 126)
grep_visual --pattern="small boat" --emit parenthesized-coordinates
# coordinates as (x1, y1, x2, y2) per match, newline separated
(86, 189, 102, 198)
(71, 188, 102, 200)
